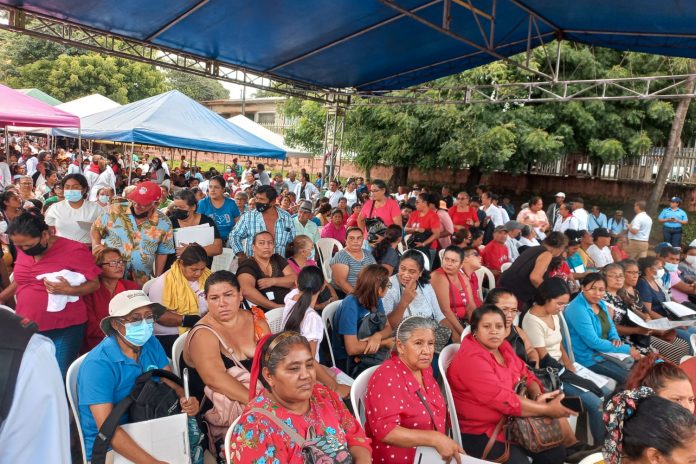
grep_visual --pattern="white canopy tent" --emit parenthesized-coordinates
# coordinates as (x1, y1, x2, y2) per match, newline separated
(228, 115, 313, 158)
(9, 94, 122, 133)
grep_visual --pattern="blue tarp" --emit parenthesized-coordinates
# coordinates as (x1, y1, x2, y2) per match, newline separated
(2, 1, 696, 92)
(53, 90, 286, 159)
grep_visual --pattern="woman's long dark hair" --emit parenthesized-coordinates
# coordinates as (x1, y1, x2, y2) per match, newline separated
(372, 224, 402, 262)
(283, 266, 325, 333)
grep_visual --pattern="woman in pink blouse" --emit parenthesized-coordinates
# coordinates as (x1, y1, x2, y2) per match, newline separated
(357, 179, 402, 231)
(320, 208, 347, 245)
(365, 316, 463, 463)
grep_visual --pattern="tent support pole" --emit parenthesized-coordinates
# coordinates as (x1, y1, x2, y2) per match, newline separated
(3, 127, 8, 159)
(78, 128, 82, 155)
(128, 141, 134, 185)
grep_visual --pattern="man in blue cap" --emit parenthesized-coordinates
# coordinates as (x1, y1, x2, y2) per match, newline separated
(658, 196, 688, 247)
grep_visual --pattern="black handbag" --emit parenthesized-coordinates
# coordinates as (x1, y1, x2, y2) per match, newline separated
(530, 366, 560, 393)
(348, 311, 390, 377)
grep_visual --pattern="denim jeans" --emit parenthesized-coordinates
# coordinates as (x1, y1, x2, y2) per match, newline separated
(588, 358, 630, 387)
(563, 383, 611, 443)
(663, 227, 683, 247)
(41, 323, 85, 379)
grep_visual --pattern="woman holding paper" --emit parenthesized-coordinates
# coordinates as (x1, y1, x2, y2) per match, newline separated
(605, 261, 689, 364)
(564, 273, 641, 386)
(165, 189, 222, 272)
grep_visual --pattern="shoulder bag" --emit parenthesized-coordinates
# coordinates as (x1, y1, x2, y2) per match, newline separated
(409, 283, 452, 353)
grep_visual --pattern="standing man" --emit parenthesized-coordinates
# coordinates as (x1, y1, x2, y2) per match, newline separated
(607, 210, 628, 238)
(293, 200, 320, 244)
(324, 180, 344, 208)
(272, 173, 288, 195)
(571, 198, 589, 231)
(480, 225, 511, 279)
(293, 173, 319, 202)
(588, 205, 608, 233)
(230, 185, 296, 258)
(658, 196, 688, 247)
(257, 163, 271, 186)
(241, 159, 255, 180)
(441, 186, 454, 209)
(503, 220, 523, 262)
(626, 200, 653, 259)
(91, 181, 175, 285)
(546, 192, 565, 229)
(285, 171, 299, 193)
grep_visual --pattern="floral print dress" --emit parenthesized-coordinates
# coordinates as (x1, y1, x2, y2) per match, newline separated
(229, 384, 371, 463)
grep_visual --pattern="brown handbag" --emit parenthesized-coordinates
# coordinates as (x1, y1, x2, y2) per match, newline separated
(481, 377, 564, 461)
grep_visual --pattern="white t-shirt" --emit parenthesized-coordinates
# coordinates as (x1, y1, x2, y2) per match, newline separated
(586, 244, 613, 268)
(573, 208, 589, 230)
(281, 289, 324, 360)
(521, 312, 563, 361)
(344, 189, 358, 207)
(483, 204, 504, 227)
(628, 211, 652, 241)
(382, 275, 446, 322)
(44, 200, 102, 244)
(553, 216, 579, 233)
(325, 190, 344, 208)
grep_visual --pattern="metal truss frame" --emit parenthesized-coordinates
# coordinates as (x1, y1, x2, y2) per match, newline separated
(321, 104, 346, 182)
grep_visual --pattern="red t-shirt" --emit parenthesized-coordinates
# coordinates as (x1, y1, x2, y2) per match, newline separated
(448, 206, 478, 229)
(480, 241, 510, 272)
(14, 237, 102, 331)
(82, 278, 141, 352)
(407, 210, 440, 249)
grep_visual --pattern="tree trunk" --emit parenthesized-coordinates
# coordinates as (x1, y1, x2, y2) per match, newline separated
(648, 61, 696, 216)
(390, 166, 409, 192)
(465, 165, 483, 192)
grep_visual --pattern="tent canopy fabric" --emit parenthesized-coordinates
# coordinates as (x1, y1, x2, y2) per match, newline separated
(2, 1, 696, 92)
(56, 94, 122, 118)
(53, 90, 286, 159)
(228, 115, 313, 158)
(18, 88, 62, 106)
(0, 84, 80, 128)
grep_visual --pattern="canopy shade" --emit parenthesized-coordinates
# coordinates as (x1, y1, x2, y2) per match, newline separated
(18, 88, 62, 106)
(53, 90, 286, 158)
(0, 84, 80, 128)
(2, 1, 696, 92)
(228, 115, 313, 158)
(56, 94, 122, 118)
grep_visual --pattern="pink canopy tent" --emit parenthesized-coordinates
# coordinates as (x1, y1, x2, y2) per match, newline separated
(0, 84, 80, 128)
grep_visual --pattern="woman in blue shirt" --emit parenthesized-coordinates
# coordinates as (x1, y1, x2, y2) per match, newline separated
(564, 273, 641, 386)
(196, 175, 240, 241)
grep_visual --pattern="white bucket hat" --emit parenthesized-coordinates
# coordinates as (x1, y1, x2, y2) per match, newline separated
(100, 290, 158, 335)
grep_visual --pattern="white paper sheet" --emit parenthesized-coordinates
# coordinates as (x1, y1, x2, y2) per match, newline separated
(626, 310, 675, 331)
(663, 301, 696, 318)
(173, 224, 214, 248)
(114, 413, 190, 464)
(573, 362, 609, 390)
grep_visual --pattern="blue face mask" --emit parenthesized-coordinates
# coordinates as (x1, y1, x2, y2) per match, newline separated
(98, 195, 110, 204)
(120, 318, 154, 346)
(64, 189, 83, 203)
(664, 262, 678, 272)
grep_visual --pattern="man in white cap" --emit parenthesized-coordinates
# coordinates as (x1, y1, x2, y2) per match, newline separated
(293, 200, 320, 243)
(546, 192, 565, 229)
(77, 290, 199, 463)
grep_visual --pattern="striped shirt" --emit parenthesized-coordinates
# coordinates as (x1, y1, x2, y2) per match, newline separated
(228, 207, 296, 257)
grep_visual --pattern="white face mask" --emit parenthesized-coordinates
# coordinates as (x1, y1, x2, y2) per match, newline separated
(0, 221, 7, 234)
(686, 255, 696, 267)
(656, 269, 666, 280)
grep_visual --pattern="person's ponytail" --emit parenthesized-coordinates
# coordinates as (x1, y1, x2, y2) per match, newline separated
(283, 266, 324, 333)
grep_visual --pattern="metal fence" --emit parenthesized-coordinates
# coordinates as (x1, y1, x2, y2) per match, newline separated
(528, 147, 696, 184)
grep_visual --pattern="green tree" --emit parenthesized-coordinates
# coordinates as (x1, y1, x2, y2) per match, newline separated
(165, 70, 229, 101)
(0, 30, 85, 81)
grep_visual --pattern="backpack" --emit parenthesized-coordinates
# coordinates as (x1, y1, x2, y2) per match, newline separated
(0, 311, 38, 422)
(91, 369, 183, 464)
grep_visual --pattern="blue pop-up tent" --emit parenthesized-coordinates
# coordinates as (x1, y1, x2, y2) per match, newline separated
(54, 90, 286, 159)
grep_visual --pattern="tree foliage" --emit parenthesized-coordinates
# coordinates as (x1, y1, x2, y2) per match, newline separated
(165, 70, 229, 101)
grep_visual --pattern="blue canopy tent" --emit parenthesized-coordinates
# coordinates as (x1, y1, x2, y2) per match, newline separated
(53, 90, 286, 159)
(2, 1, 696, 92)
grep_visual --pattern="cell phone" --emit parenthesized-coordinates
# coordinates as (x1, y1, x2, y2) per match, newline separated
(561, 396, 583, 413)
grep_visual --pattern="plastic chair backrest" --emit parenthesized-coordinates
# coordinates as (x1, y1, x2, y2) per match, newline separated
(265, 307, 286, 334)
(690, 334, 696, 355)
(500, 262, 512, 272)
(66, 353, 89, 464)
(0, 304, 15, 313)
(558, 312, 575, 363)
(224, 415, 243, 464)
(141, 278, 156, 296)
(316, 238, 343, 282)
(438, 343, 463, 447)
(412, 249, 431, 271)
(681, 355, 694, 364)
(474, 266, 496, 300)
(577, 452, 604, 464)
(171, 332, 188, 376)
(350, 365, 379, 427)
(438, 248, 445, 264)
(321, 299, 343, 368)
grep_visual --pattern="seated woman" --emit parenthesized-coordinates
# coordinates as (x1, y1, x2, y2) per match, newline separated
(285, 235, 338, 311)
(77, 290, 199, 463)
(320, 208, 347, 244)
(448, 305, 573, 463)
(82, 247, 140, 352)
(601, 388, 696, 464)
(430, 246, 479, 331)
(371, 224, 402, 275)
(229, 332, 372, 463)
(564, 273, 641, 385)
(365, 317, 463, 463)
(148, 244, 211, 354)
(282, 266, 349, 398)
(604, 261, 690, 364)
(330, 227, 376, 296)
(521, 279, 610, 446)
(625, 353, 695, 414)
(44, 173, 102, 246)
(165, 189, 222, 272)
(333, 264, 394, 376)
(237, 231, 295, 311)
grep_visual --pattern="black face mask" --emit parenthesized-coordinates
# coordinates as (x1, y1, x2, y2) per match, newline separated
(172, 209, 190, 220)
(131, 206, 151, 219)
(256, 202, 271, 213)
(23, 239, 47, 256)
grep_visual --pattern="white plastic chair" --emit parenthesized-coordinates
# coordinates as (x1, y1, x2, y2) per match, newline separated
(438, 248, 445, 264)
(681, 355, 693, 364)
(474, 266, 496, 300)
(350, 365, 379, 427)
(413, 446, 469, 464)
(461, 325, 471, 337)
(171, 332, 188, 376)
(0, 304, 14, 313)
(577, 452, 603, 464)
(265, 307, 286, 334)
(437, 343, 463, 447)
(411, 248, 431, 271)
(321, 299, 343, 368)
(316, 237, 343, 282)
(66, 353, 89, 464)
(397, 237, 408, 254)
(224, 415, 243, 464)
(141, 278, 156, 296)
(500, 262, 512, 272)
(690, 334, 696, 355)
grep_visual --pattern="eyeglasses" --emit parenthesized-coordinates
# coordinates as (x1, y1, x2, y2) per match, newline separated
(624, 270, 639, 275)
(605, 274, 624, 279)
(101, 259, 125, 268)
(119, 314, 153, 324)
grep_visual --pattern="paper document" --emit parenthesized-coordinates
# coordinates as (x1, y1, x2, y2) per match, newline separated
(114, 413, 190, 464)
(329, 366, 355, 386)
(211, 248, 235, 272)
(626, 310, 675, 331)
(413, 446, 496, 463)
(573, 362, 609, 390)
(663, 301, 696, 318)
(601, 352, 631, 361)
(174, 224, 214, 247)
